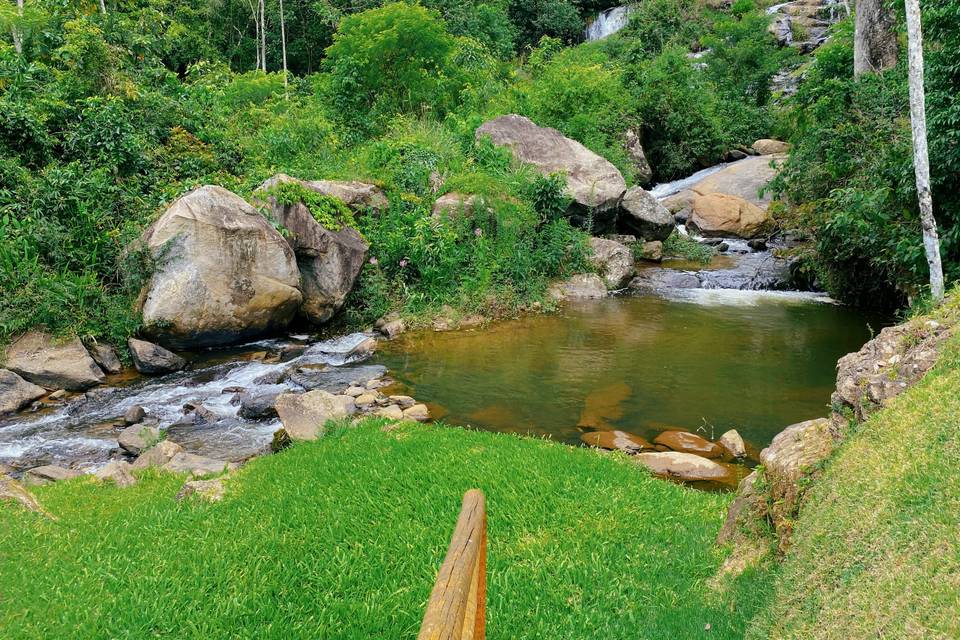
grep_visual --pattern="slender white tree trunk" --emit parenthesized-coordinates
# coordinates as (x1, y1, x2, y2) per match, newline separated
(259, 0, 267, 71)
(98, 0, 106, 14)
(12, 0, 24, 54)
(279, 0, 288, 97)
(905, 0, 945, 301)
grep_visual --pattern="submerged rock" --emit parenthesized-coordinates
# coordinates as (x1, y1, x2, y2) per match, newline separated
(4, 332, 104, 391)
(128, 338, 186, 375)
(275, 390, 356, 440)
(618, 187, 675, 241)
(257, 175, 369, 325)
(653, 430, 724, 459)
(549, 274, 608, 301)
(636, 451, 737, 484)
(0, 369, 46, 415)
(589, 237, 636, 289)
(137, 185, 303, 349)
(476, 115, 626, 227)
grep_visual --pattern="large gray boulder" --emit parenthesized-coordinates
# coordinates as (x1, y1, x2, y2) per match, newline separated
(275, 390, 356, 441)
(476, 115, 626, 227)
(137, 185, 303, 349)
(588, 237, 635, 289)
(688, 193, 771, 239)
(618, 187, 674, 241)
(3, 332, 104, 391)
(0, 369, 46, 414)
(689, 155, 784, 209)
(257, 175, 369, 325)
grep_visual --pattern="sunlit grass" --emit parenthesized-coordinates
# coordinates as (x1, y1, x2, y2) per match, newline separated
(1, 420, 772, 639)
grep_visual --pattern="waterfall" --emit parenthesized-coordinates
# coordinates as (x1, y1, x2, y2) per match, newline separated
(584, 6, 633, 42)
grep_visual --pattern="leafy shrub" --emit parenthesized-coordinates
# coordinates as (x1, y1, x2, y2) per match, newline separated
(265, 181, 358, 231)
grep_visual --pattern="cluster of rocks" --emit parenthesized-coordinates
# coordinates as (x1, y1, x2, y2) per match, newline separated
(715, 309, 956, 577)
(580, 426, 749, 486)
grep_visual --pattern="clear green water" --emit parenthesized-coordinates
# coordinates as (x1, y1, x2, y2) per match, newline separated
(375, 292, 878, 455)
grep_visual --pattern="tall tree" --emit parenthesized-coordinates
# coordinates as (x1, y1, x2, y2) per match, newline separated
(279, 0, 288, 94)
(259, 0, 266, 70)
(853, 0, 898, 76)
(904, 0, 945, 301)
(12, 0, 23, 54)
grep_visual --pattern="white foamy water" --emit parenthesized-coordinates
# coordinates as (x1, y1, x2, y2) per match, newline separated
(584, 6, 633, 41)
(0, 332, 379, 471)
(663, 288, 836, 306)
(649, 159, 750, 200)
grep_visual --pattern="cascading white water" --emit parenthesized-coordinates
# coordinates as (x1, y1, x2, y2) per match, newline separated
(584, 6, 633, 41)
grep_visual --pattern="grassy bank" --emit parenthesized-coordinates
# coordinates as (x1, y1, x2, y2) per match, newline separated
(745, 297, 960, 638)
(0, 420, 773, 639)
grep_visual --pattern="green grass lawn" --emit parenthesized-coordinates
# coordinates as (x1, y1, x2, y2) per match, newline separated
(1, 421, 772, 639)
(747, 299, 960, 639)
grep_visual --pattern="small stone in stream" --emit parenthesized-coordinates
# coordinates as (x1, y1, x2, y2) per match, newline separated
(271, 428, 292, 453)
(237, 391, 279, 420)
(747, 239, 767, 251)
(222, 386, 245, 395)
(403, 404, 430, 422)
(377, 405, 404, 420)
(163, 452, 236, 476)
(94, 461, 137, 487)
(0, 369, 46, 415)
(718, 429, 747, 459)
(89, 343, 123, 375)
(389, 395, 416, 409)
(118, 424, 160, 456)
(549, 273, 608, 301)
(48, 389, 68, 401)
(275, 391, 356, 441)
(366, 378, 386, 390)
(131, 440, 185, 471)
(701, 238, 724, 246)
(653, 430, 724, 459)
(376, 316, 406, 339)
(176, 478, 226, 502)
(128, 338, 187, 375)
(580, 430, 653, 454)
(717, 242, 730, 252)
(639, 240, 663, 262)
(355, 393, 377, 406)
(344, 386, 366, 397)
(636, 451, 737, 484)
(124, 405, 146, 425)
(24, 465, 84, 486)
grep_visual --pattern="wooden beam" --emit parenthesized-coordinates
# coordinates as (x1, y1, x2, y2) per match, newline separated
(418, 490, 487, 640)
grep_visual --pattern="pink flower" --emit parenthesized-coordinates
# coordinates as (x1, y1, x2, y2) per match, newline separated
(474, 228, 482, 237)
(369, 257, 378, 265)
(399, 258, 409, 268)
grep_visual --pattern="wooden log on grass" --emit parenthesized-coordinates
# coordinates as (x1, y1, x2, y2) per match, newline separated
(418, 489, 487, 640)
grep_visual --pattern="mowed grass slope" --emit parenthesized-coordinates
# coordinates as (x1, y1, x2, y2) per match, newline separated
(747, 301, 960, 639)
(0, 421, 771, 639)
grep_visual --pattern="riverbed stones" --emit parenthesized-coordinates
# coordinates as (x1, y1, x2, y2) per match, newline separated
(137, 185, 303, 349)
(237, 391, 280, 420)
(275, 390, 356, 440)
(389, 395, 416, 409)
(376, 404, 404, 420)
(752, 139, 790, 155)
(355, 393, 377, 406)
(549, 273, 608, 301)
(476, 115, 626, 226)
(124, 405, 146, 425)
(589, 237, 636, 289)
(688, 193, 771, 239)
(24, 465, 84, 486)
(653, 430, 724, 458)
(718, 429, 747, 459)
(88, 343, 123, 375)
(163, 452, 236, 476)
(0, 369, 46, 415)
(376, 315, 406, 339)
(4, 332, 105, 391)
(580, 430, 653, 454)
(635, 451, 737, 484)
(94, 460, 137, 487)
(131, 440, 185, 471)
(618, 187, 675, 241)
(128, 338, 186, 375)
(176, 478, 226, 502)
(118, 424, 160, 456)
(257, 175, 369, 324)
(402, 403, 430, 422)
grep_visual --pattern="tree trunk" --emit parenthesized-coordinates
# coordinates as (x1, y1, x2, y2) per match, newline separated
(279, 0, 288, 96)
(259, 0, 267, 72)
(905, 0, 945, 301)
(11, 0, 24, 54)
(854, 0, 898, 76)
(98, 0, 106, 14)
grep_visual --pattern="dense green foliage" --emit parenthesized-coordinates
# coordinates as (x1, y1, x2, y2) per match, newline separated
(747, 291, 960, 638)
(770, 8, 960, 308)
(0, 419, 773, 638)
